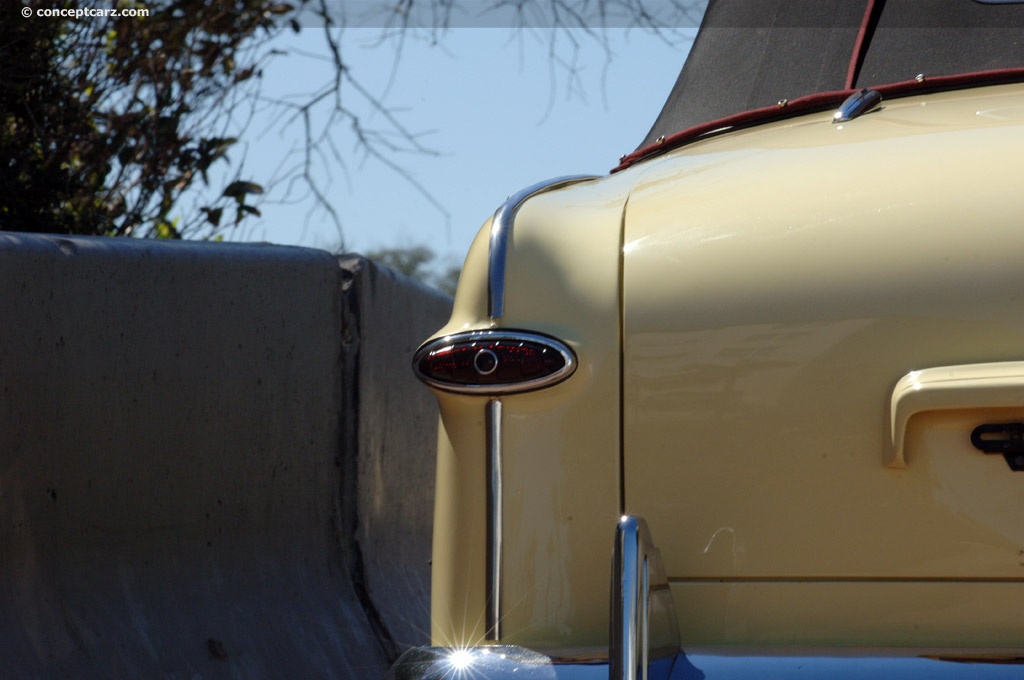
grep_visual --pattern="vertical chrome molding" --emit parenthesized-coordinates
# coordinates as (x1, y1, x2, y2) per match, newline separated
(485, 398, 503, 640)
(483, 174, 596, 639)
(480, 174, 596, 639)
(611, 516, 680, 680)
(487, 175, 598, 320)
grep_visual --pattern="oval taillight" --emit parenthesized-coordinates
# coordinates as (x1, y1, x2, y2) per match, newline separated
(412, 330, 576, 394)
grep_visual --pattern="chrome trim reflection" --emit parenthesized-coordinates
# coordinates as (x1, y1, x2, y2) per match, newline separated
(486, 399, 503, 640)
(474, 348, 499, 375)
(412, 329, 577, 395)
(386, 645, 628, 679)
(488, 175, 598, 320)
(612, 516, 680, 680)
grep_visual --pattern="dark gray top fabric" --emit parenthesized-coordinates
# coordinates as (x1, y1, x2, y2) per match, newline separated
(639, 0, 1024, 149)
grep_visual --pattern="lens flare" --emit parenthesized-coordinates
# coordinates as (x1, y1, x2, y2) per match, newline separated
(448, 648, 474, 670)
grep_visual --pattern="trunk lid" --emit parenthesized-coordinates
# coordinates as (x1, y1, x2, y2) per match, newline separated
(622, 83, 1024, 584)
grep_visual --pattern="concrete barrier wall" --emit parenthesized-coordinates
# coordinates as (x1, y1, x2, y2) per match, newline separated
(0, 234, 450, 678)
(342, 256, 445, 653)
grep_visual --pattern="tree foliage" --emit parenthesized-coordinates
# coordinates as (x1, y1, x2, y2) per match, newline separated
(2, 0, 287, 238)
(366, 245, 460, 297)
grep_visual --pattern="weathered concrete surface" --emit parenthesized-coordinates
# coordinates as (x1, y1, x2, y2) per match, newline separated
(343, 257, 450, 653)
(0, 233, 450, 677)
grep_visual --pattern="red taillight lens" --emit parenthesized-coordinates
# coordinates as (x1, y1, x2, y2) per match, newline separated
(413, 331, 576, 394)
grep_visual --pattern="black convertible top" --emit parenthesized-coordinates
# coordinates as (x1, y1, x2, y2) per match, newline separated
(637, 0, 1024, 150)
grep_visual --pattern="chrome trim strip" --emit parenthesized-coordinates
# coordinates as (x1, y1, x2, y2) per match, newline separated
(612, 516, 680, 680)
(412, 329, 578, 395)
(485, 398, 503, 640)
(488, 175, 598, 320)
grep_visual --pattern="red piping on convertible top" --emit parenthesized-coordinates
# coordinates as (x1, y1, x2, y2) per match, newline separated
(846, 0, 884, 89)
(612, 67, 1024, 173)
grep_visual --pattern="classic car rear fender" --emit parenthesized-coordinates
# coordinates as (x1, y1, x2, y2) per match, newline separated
(422, 172, 636, 650)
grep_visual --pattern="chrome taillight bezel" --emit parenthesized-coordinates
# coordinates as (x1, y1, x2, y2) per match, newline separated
(412, 329, 577, 395)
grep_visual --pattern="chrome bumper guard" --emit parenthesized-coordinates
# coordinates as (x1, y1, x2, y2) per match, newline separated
(387, 515, 679, 680)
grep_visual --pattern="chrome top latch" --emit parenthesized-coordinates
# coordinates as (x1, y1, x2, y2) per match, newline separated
(833, 88, 882, 124)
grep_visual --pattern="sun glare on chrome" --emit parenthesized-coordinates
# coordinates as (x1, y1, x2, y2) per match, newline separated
(448, 648, 473, 670)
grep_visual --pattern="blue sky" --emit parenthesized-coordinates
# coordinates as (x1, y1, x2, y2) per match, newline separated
(226, 25, 699, 265)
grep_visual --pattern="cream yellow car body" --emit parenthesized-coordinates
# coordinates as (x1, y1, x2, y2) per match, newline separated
(623, 82, 1024, 650)
(420, 82, 1024, 662)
